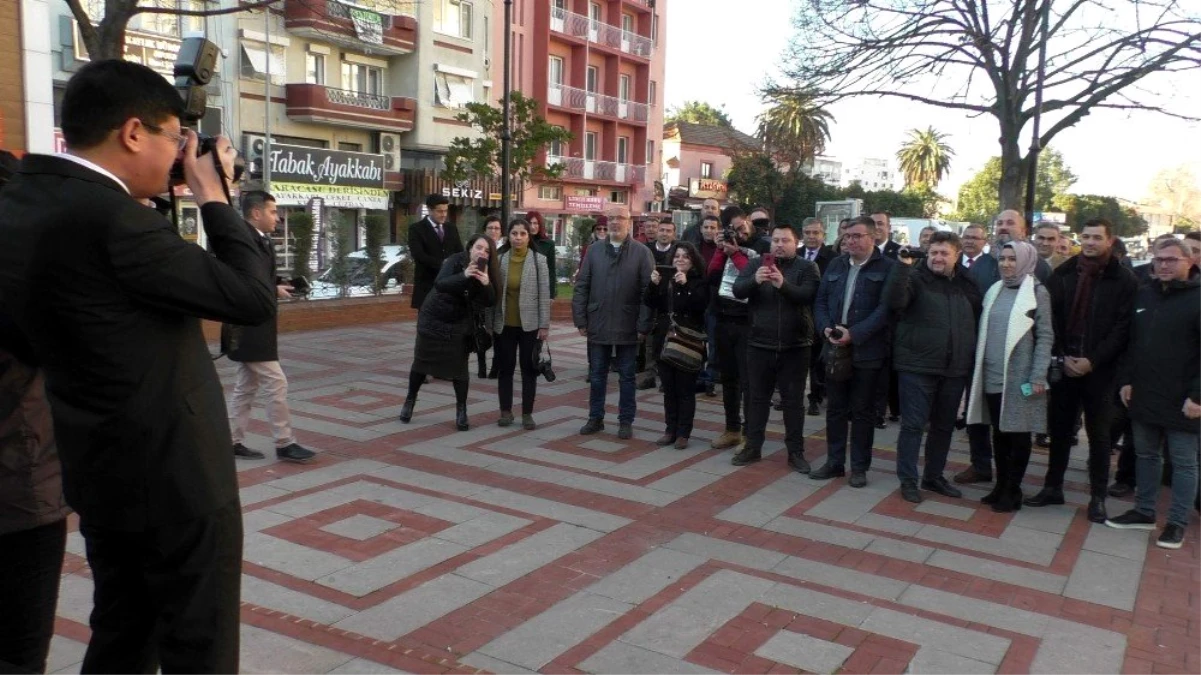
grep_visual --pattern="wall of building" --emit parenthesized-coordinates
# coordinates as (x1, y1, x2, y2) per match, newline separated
(0, 0, 25, 150)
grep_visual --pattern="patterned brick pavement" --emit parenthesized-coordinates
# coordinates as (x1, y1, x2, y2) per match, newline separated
(48, 323, 1200, 673)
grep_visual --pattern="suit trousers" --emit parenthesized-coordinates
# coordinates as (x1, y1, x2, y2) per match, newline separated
(1043, 372, 1115, 495)
(895, 373, 966, 483)
(745, 346, 810, 454)
(79, 500, 243, 673)
(229, 360, 295, 447)
(807, 332, 826, 405)
(825, 365, 880, 472)
(0, 519, 67, 674)
(715, 320, 750, 432)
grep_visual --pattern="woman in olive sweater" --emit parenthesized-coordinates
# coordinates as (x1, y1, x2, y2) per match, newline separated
(489, 219, 552, 430)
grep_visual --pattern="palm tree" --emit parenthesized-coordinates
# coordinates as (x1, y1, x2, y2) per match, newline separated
(896, 127, 955, 189)
(756, 88, 834, 168)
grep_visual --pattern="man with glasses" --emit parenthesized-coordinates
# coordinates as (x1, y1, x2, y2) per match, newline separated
(0, 59, 276, 672)
(954, 223, 1001, 484)
(1106, 237, 1199, 550)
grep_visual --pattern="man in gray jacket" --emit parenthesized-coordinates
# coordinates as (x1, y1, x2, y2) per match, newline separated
(573, 207, 654, 439)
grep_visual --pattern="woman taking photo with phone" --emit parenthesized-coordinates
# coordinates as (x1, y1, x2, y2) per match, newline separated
(644, 242, 709, 449)
(489, 218, 552, 430)
(965, 240, 1053, 512)
(399, 234, 499, 431)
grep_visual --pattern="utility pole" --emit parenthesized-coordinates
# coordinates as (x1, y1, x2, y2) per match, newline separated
(500, 0, 513, 225)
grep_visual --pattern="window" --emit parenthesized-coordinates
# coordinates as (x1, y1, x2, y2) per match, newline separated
(130, 0, 179, 36)
(342, 62, 384, 95)
(181, 0, 206, 35)
(617, 136, 629, 164)
(609, 190, 628, 204)
(584, 132, 598, 161)
(553, 0, 566, 8)
(649, 80, 657, 105)
(305, 53, 325, 85)
(589, 2, 601, 26)
(240, 42, 287, 85)
(701, 161, 713, 179)
(651, 13, 659, 44)
(573, 187, 598, 196)
(619, 74, 630, 102)
(548, 56, 564, 85)
(338, 142, 363, 152)
(548, 126, 566, 157)
(586, 66, 598, 93)
(434, 71, 475, 107)
(433, 0, 473, 39)
(621, 14, 633, 34)
(538, 185, 563, 200)
(646, 140, 655, 164)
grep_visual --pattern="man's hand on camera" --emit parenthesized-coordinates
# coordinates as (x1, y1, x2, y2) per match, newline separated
(183, 131, 236, 206)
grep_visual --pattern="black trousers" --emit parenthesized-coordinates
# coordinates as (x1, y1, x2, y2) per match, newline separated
(874, 359, 900, 420)
(807, 332, 826, 405)
(495, 326, 539, 415)
(1044, 372, 1115, 495)
(715, 320, 750, 432)
(0, 519, 67, 674)
(660, 362, 700, 438)
(987, 393, 1034, 491)
(826, 364, 880, 472)
(79, 500, 243, 674)
(745, 346, 810, 453)
(1111, 396, 1136, 486)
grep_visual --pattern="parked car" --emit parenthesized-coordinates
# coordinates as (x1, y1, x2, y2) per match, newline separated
(306, 245, 408, 299)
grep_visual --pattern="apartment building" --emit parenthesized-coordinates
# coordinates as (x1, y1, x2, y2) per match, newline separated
(496, 0, 666, 244)
(661, 121, 758, 213)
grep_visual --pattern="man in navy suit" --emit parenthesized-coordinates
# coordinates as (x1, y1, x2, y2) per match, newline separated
(954, 223, 1001, 484)
(408, 193, 463, 309)
(800, 217, 836, 415)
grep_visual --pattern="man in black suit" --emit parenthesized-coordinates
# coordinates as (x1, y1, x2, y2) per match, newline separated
(408, 193, 463, 308)
(800, 217, 836, 415)
(954, 223, 1001, 484)
(223, 191, 316, 464)
(872, 211, 902, 260)
(0, 60, 277, 673)
(870, 211, 901, 427)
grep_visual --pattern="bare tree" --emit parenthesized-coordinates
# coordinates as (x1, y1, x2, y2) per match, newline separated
(66, 0, 283, 61)
(774, 0, 1201, 209)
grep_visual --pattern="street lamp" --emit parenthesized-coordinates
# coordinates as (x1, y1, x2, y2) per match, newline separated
(1024, 0, 1051, 225)
(500, 0, 513, 226)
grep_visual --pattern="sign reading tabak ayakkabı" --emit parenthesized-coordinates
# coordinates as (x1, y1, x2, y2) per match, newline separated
(268, 144, 386, 189)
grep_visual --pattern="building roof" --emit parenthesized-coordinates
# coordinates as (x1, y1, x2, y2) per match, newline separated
(665, 121, 759, 152)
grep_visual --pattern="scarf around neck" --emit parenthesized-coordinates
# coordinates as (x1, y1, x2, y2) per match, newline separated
(1067, 251, 1111, 341)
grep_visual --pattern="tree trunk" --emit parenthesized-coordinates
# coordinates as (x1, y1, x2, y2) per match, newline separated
(997, 121, 1025, 213)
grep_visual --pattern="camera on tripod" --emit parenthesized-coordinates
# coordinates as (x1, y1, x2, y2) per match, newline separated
(170, 37, 244, 185)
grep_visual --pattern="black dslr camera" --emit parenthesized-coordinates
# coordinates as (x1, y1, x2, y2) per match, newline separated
(899, 246, 927, 260)
(170, 37, 244, 185)
(535, 342, 556, 382)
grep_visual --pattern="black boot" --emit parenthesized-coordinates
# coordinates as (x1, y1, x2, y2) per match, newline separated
(992, 482, 1023, 513)
(786, 449, 811, 474)
(455, 404, 469, 431)
(1087, 494, 1108, 523)
(981, 478, 1005, 505)
(398, 399, 415, 423)
(731, 446, 762, 466)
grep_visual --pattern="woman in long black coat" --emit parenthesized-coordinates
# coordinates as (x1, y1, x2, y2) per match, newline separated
(399, 234, 499, 431)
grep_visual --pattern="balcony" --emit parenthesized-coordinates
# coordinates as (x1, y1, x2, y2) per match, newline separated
(549, 6, 654, 58)
(285, 84, 416, 133)
(547, 156, 646, 184)
(547, 83, 649, 123)
(284, 0, 417, 56)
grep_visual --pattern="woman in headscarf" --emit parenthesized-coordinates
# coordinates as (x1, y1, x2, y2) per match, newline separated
(965, 241, 1054, 512)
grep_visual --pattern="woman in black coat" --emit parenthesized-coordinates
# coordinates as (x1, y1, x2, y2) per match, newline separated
(644, 241, 709, 449)
(400, 234, 499, 431)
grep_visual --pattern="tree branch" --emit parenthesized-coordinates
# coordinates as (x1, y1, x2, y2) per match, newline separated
(135, 0, 280, 16)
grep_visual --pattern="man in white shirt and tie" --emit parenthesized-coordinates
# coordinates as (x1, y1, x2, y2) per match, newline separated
(800, 217, 835, 415)
(408, 193, 463, 309)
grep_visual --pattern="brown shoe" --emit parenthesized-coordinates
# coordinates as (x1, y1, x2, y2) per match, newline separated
(953, 466, 994, 484)
(655, 434, 676, 446)
(674, 437, 689, 450)
(711, 430, 742, 450)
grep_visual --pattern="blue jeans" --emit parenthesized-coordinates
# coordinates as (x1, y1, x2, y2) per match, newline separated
(1132, 421, 1199, 527)
(589, 342, 637, 424)
(895, 373, 967, 483)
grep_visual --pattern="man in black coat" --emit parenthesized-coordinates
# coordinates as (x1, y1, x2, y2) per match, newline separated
(408, 193, 463, 308)
(0, 60, 277, 673)
(1026, 219, 1139, 523)
(222, 191, 315, 463)
(800, 217, 836, 415)
(870, 211, 901, 428)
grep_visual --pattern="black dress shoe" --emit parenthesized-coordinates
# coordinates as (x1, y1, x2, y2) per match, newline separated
(731, 447, 762, 466)
(1034, 433, 1049, 448)
(1087, 497, 1108, 523)
(233, 443, 265, 460)
(276, 443, 315, 463)
(787, 451, 811, 474)
(921, 476, 963, 499)
(849, 471, 868, 488)
(455, 404, 469, 431)
(900, 481, 923, 503)
(398, 398, 415, 423)
(1023, 487, 1066, 507)
(579, 418, 604, 435)
(809, 463, 846, 480)
(993, 487, 1023, 513)
(1107, 482, 1133, 498)
(705, 383, 717, 397)
(806, 402, 821, 416)
(875, 417, 887, 429)
(617, 423, 634, 440)
(981, 483, 1005, 505)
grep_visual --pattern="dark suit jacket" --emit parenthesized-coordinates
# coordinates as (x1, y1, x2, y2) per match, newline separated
(0, 155, 276, 531)
(221, 223, 280, 362)
(408, 216, 463, 309)
(800, 245, 836, 276)
(880, 239, 901, 260)
(961, 252, 1000, 295)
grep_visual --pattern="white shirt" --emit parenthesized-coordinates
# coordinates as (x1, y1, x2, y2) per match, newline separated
(803, 247, 821, 261)
(962, 253, 982, 268)
(655, 242, 673, 253)
(56, 153, 129, 194)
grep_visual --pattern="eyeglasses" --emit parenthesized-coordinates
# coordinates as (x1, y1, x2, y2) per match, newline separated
(141, 120, 188, 151)
(1153, 257, 1184, 265)
(843, 232, 869, 241)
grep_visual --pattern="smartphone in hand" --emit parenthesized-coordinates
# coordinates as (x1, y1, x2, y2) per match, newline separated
(475, 258, 487, 271)
(762, 253, 776, 269)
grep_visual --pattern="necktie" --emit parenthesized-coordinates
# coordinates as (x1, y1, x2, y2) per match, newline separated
(808, 249, 816, 261)
(435, 223, 444, 241)
(964, 257, 972, 269)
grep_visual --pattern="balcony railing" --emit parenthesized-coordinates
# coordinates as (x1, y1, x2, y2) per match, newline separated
(549, 6, 654, 58)
(284, 0, 417, 56)
(325, 87, 390, 110)
(285, 83, 416, 133)
(547, 156, 646, 184)
(547, 83, 649, 122)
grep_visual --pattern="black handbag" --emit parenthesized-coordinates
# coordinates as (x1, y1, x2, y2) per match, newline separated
(658, 280, 707, 373)
(825, 343, 854, 382)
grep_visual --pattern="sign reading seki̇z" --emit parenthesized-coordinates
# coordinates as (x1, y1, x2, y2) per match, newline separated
(268, 144, 386, 189)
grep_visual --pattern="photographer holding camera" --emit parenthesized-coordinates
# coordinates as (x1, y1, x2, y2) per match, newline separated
(0, 60, 276, 672)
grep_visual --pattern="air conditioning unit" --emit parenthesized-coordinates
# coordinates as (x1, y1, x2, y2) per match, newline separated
(377, 132, 402, 171)
(243, 133, 266, 177)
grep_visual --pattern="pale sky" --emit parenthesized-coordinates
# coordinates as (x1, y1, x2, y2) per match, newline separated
(663, 0, 1201, 203)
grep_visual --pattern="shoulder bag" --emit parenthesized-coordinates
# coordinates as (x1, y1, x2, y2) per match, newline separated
(658, 279, 707, 373)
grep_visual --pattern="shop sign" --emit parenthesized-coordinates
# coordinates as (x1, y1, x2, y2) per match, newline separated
(689, 178, 727, 200)
(268, 144, 385, 189)
(565, 195, 606, 211)
(442, 185, 484, 200)
(272, 182, 389, 210)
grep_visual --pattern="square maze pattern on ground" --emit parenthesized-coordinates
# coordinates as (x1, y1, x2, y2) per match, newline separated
(49, 322, 1200, 674)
